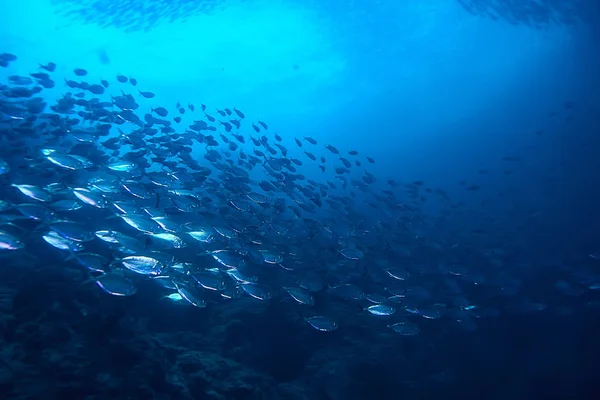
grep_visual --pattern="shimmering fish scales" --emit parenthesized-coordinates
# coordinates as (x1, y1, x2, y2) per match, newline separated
(0, 231, 24, 250)
(70, 253, 109, 273)
(187, 230, 213, 243)
(284, 287, 315, 305)
(340, 247, 364, 260)
(107, 161, 138, 172)
(43, 231, 84, 252)
(96, 273, 137, 296)
(365, 304, 396, 316)
(120, 255, 163, 275)
(147, 233, 186, 249)
(176, 286, 207, 308)
(241, 283, 272, 300)
(49, 221, 95, 242)
(192, 271, 226, 291)
(11, 184, 51, 202)
(305, 316, 338, 332)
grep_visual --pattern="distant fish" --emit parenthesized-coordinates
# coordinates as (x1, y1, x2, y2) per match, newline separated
(0, 53, 18, 68)
(151, 107, 168, 117)
(97, 49, 110, 65)
(138, 90, 155, 99)
(234, 108, 245, 118)
(39, 62, 56, 72)
(88, 84, 104, 95)
(304, 151, 316, 161)
(325, 144, 339, 154)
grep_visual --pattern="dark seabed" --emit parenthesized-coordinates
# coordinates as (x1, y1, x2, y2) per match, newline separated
(1, 0, 600, 399)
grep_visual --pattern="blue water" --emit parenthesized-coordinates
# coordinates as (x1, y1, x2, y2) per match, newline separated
(1, 0, 600, 398)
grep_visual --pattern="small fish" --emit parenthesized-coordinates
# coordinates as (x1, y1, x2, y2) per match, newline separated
(365, 304, 396, 316)
(0, 231, 24, 251)
(241, 283, 272, 300)
(138, 90, 155, 98)
(96, 274, 137, 296)
(147, 233, 186, 249)
(116, 75, 128, 83)
(340, 247, 363, 260)
(107, 161, 138, 172)
(177, 286, 207, 307)
(305, 316, 338, 332)
(88, 84, 104, 95)
(73, 188, 108, 209)
(39, 62, 56, 72)
(11, 184, 51, 202)
(43, 231, 84, 252)
(388, 321, 420, 335)
(385, 268, 409, 281)
(151, 107, 168, 117)
(73, 68, 87, 76)
(0, 158, 10, 175)
(50, 221, 95, 242)
(121, 255, 163, 275)
(234, 108, 245, 118)
(305, 151, 316, 161)
(162, 293, 185, 302)
(284, 287, 314, 305)
(325, 144, 339, 154)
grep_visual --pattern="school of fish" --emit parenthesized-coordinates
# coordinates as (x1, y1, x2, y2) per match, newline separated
(49, 0, 592, 33)
(1, 52, 599, 337)
(456, 0, 595, 27)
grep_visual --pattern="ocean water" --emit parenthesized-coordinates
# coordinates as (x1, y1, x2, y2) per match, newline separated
(1, 0, 600, 399)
